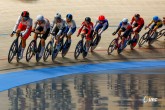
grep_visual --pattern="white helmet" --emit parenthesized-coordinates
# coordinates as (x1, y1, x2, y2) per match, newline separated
(122, 18, 128, 23)
(36, 15, 44, 21)
(55, 13, 61, 19)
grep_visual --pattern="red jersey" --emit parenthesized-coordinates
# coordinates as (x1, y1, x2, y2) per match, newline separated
(78, 22, 93, 38)
(130, 17, 144, 30)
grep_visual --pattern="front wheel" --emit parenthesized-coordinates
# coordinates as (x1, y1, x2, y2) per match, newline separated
(107, 39, 117, 55)
(74, 40, 83, 59)
(36, 41, 42, 62)
(16, 41, 22, 62)
(8, 40, 17, 63)
(52, 49, 58, 62)
(138, 32, 148, 47)
(26, 40, 36, 62)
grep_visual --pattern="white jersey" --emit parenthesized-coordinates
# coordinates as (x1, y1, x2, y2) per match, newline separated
(34, 18, 50, 32)
(65, 19, 76, 29)
(13, 16, 33, 36)
(51, 19, 66, 36)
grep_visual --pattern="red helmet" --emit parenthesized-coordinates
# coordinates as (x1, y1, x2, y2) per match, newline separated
(21, 11, 29, 18)
(98, 15, 105, 21)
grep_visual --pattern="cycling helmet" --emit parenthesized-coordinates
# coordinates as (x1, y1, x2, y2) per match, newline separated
(98, 15, 105, 21)
(66, 14, 73, 21)
(36, 15, 44, 21)
(135, 14, 140, 18)
(85, 17, 91, 22)
(55, 13, 61, 20)
(153, 16, 159, 21)
(122, 18, 128, 23)
(21, 11, 29, 18)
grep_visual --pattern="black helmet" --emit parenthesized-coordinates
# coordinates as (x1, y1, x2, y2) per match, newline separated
(66, 14, 73, 21)
(21, 11, 29, 18)
(85, 17, 91, 22)
(135, 14, 140, 18)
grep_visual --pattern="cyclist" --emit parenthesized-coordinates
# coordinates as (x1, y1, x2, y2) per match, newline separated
(64, 14, 76, 48)
(77, 17, 94, 55)
(32, 15, 50, 57)
(130, 14, 144, 41)
(145, 16, 163, 38)
(93, 15, 109, 36)
(10, 11, 32, 59)
(51, 13, 66, 51)
(112, 18, 132, 48)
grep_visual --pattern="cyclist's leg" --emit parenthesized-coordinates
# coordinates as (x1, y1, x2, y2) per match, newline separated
(134, 24, 144, 39)
(86, 39, 91, 53)
(67, 27, 76, 43)
(122, 29, 132, 47)
(40, 28, 50, 56)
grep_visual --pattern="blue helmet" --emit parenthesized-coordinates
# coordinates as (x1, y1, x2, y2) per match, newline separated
(153, 16, 159, 21)
(66, 14, 73, 21)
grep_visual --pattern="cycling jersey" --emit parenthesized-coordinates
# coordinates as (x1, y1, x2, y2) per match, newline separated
(13, 16, 33, 37)
(130, 17, 144, 33)
(78, 22, 93, 40)
(33, 18, 50, 32)
(51, 19, 66, 36)
(150, 18, 163, 28)
(94, 19, 109, 34)
(65, 19, 77, 35)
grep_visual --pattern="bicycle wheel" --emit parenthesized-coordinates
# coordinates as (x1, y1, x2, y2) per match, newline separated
(26, 40, 35, 62)
(107, 39, 117, 55)
(16, 41, 22, 62)
(52, 48, 58, 62)
(74, 40, 83, 59)
(91, 35, 101, 51)
(148, 32, 156, 45)
(130, 34, 139, 50)
(138, 32, 148, 47)
(36, 41, 42, 62)
(43, 41, 52, 61)
(62, 40, 71, 58)
(117, 42, 123, 54)
(8, 40, 17, 63)
(157, 29, 165, 39)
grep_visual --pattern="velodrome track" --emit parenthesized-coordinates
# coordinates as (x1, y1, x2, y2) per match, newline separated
(0, 0, 165, 74)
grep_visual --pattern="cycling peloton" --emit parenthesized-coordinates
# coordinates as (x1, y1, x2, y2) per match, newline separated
(11, 11, 33, 60)
(32, 15, 50, 57)
(113, 18, 133, 49)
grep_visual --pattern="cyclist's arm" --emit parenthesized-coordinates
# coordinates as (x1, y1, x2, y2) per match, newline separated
(130, 17, 135, 25)
(114, 23, 122, 34)
(21, 19, 33, 36)
(147, 20, 153, 27)
(13, 16, 21, 32)
(77, 24, 84, 36)
(98, 22, 108, 35)
(67, 20, 76, 34)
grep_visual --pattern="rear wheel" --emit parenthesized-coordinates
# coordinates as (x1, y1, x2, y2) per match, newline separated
(26, 40, 36, 62)
(130, 34, 139, 50)
(138, 32, 148, 47)
(74, 40, 83, 59)
(43, 41, 52, 61)
(157, 29, 165, 39)
(91, 35, 101, 51)
(8, 40, 17, 63)
(36, 41, 42, 62)
(16, 41, 22, 62)
(62, 40, 71, 58)
(107, 39, 117, 55)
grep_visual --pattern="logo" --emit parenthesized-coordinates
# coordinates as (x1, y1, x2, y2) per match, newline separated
(143, 96, 158, 103)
